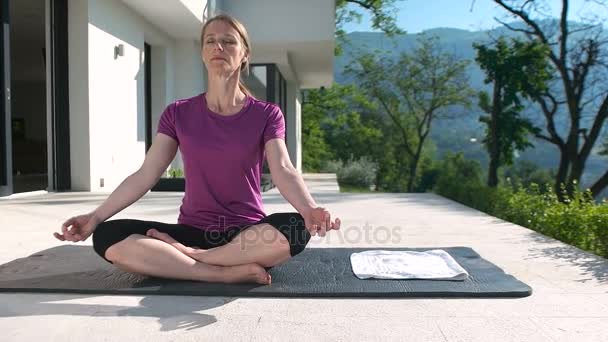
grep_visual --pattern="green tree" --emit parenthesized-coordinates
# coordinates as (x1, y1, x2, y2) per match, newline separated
(301, 84, 383, 172)
(347, 34, 474, 192)
(474, 37, 551, 187)
(503, 159, 556, 193)
(335, 0, 405, 55)
(494, 0, 608, 200)
(301, 88, 336, 172)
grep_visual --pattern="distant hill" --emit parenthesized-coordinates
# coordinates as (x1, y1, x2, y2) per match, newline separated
(334, 22, 608, 200)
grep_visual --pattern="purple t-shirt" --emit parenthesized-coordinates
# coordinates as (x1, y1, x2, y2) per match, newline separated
(157, 92, 285, 231)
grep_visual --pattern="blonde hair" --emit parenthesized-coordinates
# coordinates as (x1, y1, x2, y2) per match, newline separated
(201, 14, 254, 98)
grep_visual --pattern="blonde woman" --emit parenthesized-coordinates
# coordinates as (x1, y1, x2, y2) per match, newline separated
(54, 14, 340, 285)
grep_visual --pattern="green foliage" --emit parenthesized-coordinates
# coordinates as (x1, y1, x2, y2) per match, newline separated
(320, 159, 344, 174)
(433, 152, 497, 212)
(335, 0, 405, 55)
(302, 114, 333, 172)
(302, 84, 383, 173)
(167, 168, 184, 178)
(434, 156, 608, 258)
(345, 34, 474, 192)
(336, 156, 378, 188)
(473, 37, 552, 186)
(413, 155, 441, 192)
(502, 159, 556, 193)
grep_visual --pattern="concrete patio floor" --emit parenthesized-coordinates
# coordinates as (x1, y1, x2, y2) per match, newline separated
(1, 173, 607, 341)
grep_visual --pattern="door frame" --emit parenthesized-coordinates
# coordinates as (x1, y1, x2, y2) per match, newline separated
(48, 0, 71, 191)
(0, 0, 12, 196)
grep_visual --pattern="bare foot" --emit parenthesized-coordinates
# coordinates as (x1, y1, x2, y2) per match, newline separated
(224, 263, 272, 285)
(146, 228, 205, 256)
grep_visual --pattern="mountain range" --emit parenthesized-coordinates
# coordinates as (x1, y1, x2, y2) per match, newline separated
(333, 23, 608, 200)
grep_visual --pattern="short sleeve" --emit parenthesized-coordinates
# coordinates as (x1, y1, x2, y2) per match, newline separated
(263, 106, 286, 145)
(157, 103, 179, 144)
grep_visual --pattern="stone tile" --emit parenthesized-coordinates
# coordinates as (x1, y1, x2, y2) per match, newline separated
(437, 317, 554, 342)
(530, 317, 608, 342)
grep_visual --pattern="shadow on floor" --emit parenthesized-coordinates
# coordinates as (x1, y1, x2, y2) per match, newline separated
(524, 231, 608, 285)
(0, 293, 235, 331)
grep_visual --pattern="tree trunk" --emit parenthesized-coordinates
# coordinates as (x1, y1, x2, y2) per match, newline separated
(488, 81, 502, 187)
(589, 169, 608, 200)
(407, 140, 424, 192)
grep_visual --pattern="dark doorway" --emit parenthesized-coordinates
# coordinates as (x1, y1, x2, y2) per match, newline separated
(1, 0, 70, 197)
(10, 0, 48, 193)
(0, 0, 12, 196)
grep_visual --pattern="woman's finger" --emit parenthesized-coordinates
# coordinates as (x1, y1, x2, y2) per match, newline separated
(309, 224, 318, 236)
(335, 218, 341, 230)
(62, 223, 75, 241)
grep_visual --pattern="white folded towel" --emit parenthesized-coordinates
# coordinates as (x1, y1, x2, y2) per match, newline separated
(350, 249, 469, 280)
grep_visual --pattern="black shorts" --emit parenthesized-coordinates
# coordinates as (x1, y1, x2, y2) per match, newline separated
(92, 212, 312, 264)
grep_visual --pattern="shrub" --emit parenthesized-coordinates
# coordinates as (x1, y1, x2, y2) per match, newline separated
(432, 152, 608, 257)
(414, 156, 441, 192)
(337, 156, 378, 188)
(320, 159, 344, 174)
(167, 168, 184, 178)
(503, 159, 555, 193)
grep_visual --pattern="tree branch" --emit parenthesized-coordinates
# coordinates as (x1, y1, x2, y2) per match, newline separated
(374, 91, 416, 157)
(537, 92, 566, 148)
(579, 93, 608, 160)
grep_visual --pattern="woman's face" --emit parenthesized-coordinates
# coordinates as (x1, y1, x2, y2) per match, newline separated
(202, 20, 247, 75)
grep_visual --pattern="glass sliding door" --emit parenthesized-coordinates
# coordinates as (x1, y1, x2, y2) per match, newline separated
(244, 63, 287, 114)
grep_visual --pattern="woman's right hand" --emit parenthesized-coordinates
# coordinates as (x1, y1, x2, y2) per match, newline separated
(54, 212, 102, 242)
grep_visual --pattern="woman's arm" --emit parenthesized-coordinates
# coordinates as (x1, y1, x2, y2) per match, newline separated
(265, 139, 316, 213)
(91, 133, 178, 222)
(265, 138, 340, 236)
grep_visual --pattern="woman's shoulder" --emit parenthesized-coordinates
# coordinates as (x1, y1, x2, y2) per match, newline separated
(248, 96, 282, 115)
(171, 93, 203, 110)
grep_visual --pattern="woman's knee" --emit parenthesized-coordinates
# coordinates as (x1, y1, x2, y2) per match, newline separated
(92, 219, 135, 263)
(264, 212, 310, 257)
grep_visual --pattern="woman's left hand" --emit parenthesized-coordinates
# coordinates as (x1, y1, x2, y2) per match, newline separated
(303, 207, 341, 237)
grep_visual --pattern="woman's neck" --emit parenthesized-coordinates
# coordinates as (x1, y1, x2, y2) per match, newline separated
(205, 73, 246, 115)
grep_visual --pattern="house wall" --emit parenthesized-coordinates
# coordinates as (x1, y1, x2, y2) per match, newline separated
(68, 0, 208, 191)
(66, 0, 326, 193)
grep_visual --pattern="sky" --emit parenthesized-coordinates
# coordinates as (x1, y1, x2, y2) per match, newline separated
(342, 0, 608, 34)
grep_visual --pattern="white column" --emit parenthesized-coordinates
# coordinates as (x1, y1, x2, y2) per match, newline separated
(286, 81, 302, 173)
(68, 0, 91, 191)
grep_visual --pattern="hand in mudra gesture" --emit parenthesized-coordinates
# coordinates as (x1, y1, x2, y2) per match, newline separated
(303, 207, 341, 237)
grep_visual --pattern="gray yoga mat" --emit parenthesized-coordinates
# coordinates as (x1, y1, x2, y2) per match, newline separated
(0, 246, 532, 298)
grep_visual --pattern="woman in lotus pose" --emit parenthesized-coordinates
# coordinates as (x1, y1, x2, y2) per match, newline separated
(53, 14, 340, 285)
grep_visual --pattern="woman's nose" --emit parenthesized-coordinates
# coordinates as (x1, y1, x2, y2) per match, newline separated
(212, 42, 224, 51)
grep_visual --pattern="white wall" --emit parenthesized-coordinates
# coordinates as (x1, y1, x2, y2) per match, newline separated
(68, 0, 207, 192)
(68, 0, 91, 190)
(173, 40, 205, 101)
(220, 0, 334, 43)
(86, 0, 171, 191)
